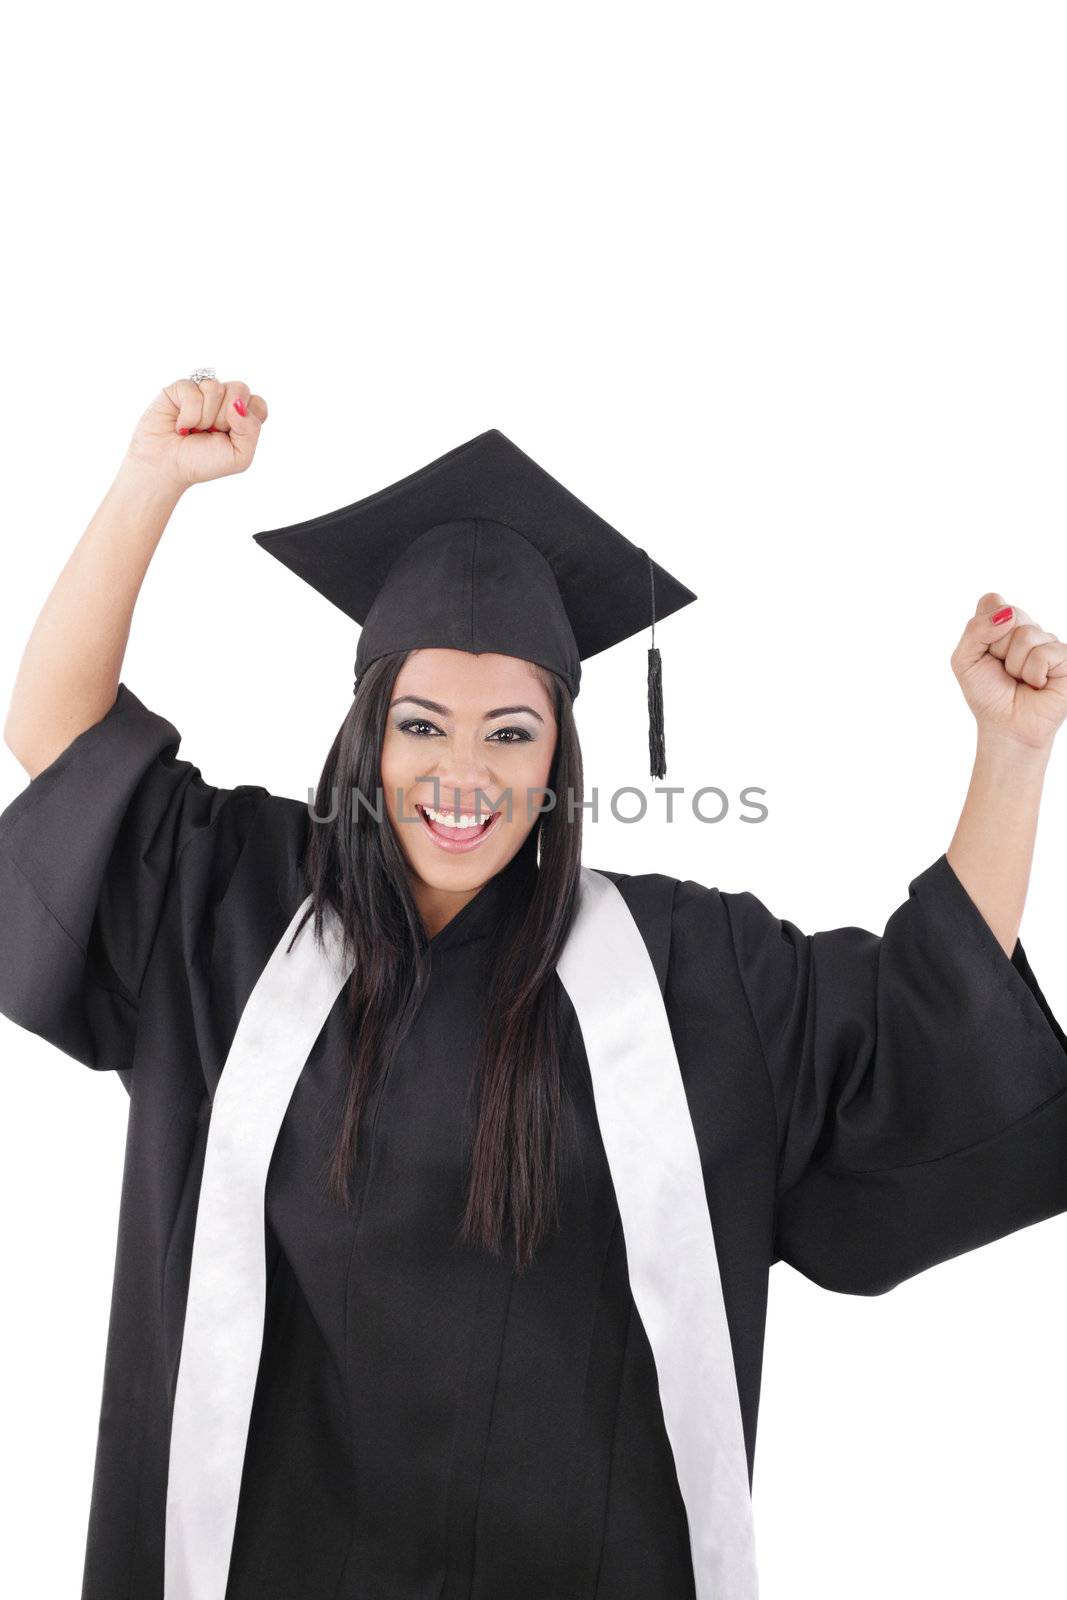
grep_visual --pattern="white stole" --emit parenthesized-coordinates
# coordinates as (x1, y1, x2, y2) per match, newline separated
(163, 866, 759, 1599)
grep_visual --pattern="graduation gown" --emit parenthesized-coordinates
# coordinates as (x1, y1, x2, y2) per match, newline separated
(3, 683, 1067, 1600)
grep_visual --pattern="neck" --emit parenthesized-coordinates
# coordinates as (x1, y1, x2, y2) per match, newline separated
(412, 878, 483, 940)
(409, 833, 538, 941)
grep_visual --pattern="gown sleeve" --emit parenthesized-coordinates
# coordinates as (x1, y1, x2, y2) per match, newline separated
(722, 853, 1067, 1294)
(0, 682, 268, 1074)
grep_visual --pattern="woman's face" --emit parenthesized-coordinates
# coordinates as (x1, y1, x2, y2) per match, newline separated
(380, 648, 558, 921)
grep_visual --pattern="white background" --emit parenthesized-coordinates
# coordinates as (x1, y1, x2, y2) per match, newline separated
(2, 4, 1066, 1595)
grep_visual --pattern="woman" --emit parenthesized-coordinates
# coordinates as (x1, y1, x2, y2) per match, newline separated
(3, 375, 1067, 1600)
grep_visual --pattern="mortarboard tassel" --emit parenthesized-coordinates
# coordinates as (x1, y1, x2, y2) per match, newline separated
(646, 554, 666, 779)
(647, 644, 665, 779)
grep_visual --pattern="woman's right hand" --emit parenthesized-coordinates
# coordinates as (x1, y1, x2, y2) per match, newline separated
(124, 376, 270, 493)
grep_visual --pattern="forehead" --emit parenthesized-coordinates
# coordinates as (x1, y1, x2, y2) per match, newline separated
(393, 649, 555, 714)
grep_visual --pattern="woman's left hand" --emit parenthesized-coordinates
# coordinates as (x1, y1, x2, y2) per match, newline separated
(951, 592, 1067, 752)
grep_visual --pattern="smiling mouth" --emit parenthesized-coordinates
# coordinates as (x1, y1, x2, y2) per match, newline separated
(415, 803, 503, 854)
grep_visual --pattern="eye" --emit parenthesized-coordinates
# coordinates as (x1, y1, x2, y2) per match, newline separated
(398, 718, 444, 738)
(486, 726, 534, 744)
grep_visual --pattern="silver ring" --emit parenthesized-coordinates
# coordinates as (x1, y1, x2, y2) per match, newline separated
(189, 367, 217, 384)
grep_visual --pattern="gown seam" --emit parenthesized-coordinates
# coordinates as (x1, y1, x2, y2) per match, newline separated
(718, 889, 786, 1172)
(797, 1073, 1067, 1179)
(467, 1267, 517, 1594)
(2, 843, 143, 1022)
(122, 800, 223, 1015)
(169, 783, 270, 883)
(2, 843, 90, 957)
(163, 787, 274, 1012)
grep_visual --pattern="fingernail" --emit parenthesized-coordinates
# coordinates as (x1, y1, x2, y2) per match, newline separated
(991, 606, 1013, 624)
(233, 397, 248, 416)
(178, 426, 191, 435)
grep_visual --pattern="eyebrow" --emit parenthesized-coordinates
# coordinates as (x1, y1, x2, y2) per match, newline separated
(390, 695, 544, 724)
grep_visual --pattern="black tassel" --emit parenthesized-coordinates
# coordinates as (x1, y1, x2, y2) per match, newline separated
(645, 551, 666, 779)
(647, 644, 665, 779)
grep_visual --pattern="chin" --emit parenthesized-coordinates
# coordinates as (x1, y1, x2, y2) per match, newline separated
(409, 835, 514, 891)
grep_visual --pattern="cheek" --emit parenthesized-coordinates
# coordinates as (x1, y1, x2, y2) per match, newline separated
(379, 732, 398, 793)
(380, 731, 420, 820)
(497, 742, 555, 819)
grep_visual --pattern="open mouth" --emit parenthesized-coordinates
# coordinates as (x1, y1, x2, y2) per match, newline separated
(415, 803, 503, 854)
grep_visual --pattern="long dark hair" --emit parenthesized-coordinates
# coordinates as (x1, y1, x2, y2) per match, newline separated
(296, 650, 584, 1274)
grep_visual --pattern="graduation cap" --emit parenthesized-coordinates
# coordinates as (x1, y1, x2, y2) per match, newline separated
(252, 429, 696, 777)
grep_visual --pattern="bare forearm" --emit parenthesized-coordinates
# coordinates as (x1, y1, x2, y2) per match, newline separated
(945, 732, 1050, 959)
(3, 459, 184, 778)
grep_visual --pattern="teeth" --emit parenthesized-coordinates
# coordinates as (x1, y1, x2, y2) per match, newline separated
(423, 805, 494, 829)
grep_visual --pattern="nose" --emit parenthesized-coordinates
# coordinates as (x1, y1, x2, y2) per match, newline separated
(417, 734, 499, 809)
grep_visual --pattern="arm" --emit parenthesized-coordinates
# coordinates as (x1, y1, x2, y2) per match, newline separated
(719, 596, 1067, 1295)
(944, 592, 1067, 958)
(3, 375, 268, 779)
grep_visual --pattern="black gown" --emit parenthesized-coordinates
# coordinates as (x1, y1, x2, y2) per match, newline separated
(2, 683, 1067, 1600)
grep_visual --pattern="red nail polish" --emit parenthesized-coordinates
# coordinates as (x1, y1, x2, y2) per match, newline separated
(991, 606, 1013, 625)
(233, 396, 248, 417)
(178, 426, 190, 435)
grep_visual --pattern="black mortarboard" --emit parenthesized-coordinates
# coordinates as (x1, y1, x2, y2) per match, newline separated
(252, 429, 696, 776)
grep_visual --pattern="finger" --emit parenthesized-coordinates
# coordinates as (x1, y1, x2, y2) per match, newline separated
(972, 592, 1038, 661)
(195, 377, 228, 430)
(987, 605, 1036, 660)
(1019, 639, 1067, 690)
(204, 380, 251, 435)
(991, 604, 1036, 662)
(1004, 624, 1056, 680)
(225, 389, 267, 467)
(952, 598, 1020, 675)
(165, 378, 208, 435)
